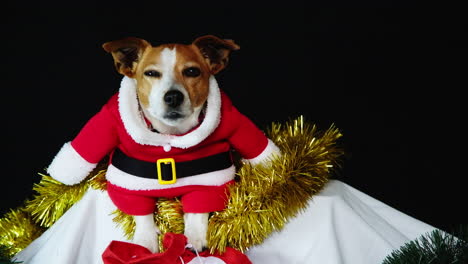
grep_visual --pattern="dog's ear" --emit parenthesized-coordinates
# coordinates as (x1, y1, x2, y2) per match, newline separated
(102, 37, 151, 77)
(193, 35, 240, 74)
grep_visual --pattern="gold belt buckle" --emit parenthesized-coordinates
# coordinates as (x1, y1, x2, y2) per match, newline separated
(156, 158, 176, 184)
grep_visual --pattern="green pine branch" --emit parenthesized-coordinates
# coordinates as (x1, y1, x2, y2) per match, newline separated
(382, 225, 468, 264)
(0, 246, 22, 263)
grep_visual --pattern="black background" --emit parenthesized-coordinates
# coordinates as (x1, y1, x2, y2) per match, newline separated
(1, 2, 466, 234)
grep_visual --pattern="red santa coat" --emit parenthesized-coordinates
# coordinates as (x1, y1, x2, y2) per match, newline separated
(47, 76, 279, 214)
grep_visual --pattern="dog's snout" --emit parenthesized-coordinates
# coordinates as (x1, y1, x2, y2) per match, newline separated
(164, 90, 184, 108)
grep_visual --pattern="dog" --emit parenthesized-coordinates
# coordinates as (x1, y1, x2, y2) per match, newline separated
(47, 35, 280, 253)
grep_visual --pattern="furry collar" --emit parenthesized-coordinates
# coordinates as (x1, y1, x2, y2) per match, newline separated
(117, 76, 221, 149)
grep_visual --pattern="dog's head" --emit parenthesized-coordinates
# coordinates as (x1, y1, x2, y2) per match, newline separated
(103, 35, 239, 134)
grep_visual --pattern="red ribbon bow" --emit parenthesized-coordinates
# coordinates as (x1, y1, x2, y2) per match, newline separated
(102, 233, 252, 264)
(102, 233, 186, 264)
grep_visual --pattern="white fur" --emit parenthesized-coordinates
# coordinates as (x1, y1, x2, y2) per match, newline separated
(133, 214, 160, 253)
(106, 164, 235, 191)
(118, 76, 221, 149)
(147, 48, 178, 122)
(142, 105, 203, 135)
(47, 142, 97, 185)
(184, 213, 209, 252)
(245, 139, 281, 165)
(187, 257, 226, 264)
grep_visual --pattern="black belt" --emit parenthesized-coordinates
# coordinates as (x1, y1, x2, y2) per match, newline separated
(111, 148, 233, 185)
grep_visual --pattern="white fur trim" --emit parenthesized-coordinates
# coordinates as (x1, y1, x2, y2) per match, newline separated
(245, 139, 281, 165)
(47, 142, 97, 185)
(118, 76, 221, 149)
(187, 257, 226, 264)
(105, 164, 235, 191)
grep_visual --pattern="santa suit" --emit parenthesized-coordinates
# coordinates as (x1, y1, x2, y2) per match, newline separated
(47, 76, 279, 215)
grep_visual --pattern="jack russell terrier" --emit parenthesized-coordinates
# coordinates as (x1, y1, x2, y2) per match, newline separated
(47, 35, 280, 253)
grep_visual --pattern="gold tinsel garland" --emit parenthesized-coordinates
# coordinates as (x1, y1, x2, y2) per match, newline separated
(0, 165, 109, 258)
(0, 116, 343, 258)
(23, 174, 89, 227)
(0, 209, 44, 258)
(207, 116, 343, 252)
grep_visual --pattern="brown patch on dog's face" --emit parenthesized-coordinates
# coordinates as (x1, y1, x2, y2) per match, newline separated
(172, 44, 211, 107)
(133, 46, 165, 108)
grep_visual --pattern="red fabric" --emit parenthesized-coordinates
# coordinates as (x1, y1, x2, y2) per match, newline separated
(71, 92, 268, 166)
(71, 99, 120, 164)
(68, 89, 269, 215)
(107, 181, 233, 215)
(102, 233, 252, 264)
(102, 233, 186, 264)
(213, 247, 252, 264)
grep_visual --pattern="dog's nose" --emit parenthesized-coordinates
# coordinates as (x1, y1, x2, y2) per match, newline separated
(164, 90, 184, 108)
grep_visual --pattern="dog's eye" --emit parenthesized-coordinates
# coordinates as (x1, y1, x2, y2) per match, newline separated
(144, 70, 161, 78)
(183, 67, 201, 77)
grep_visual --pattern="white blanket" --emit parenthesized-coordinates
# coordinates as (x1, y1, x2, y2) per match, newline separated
(14, 180, 435, 264)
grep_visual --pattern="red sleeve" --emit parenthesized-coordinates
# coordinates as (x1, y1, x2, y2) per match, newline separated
(227, 105, 269, 160)
(71, 101, 120, 163)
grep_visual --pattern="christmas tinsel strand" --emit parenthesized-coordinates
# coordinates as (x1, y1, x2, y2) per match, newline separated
(23, 161, 109, 228)
(23, 174, 89, 227)
(207, 116, 344, 253)
(0, 209, 44, 259)
(0, 165, 108, 259)
(154, 198, 185, 236)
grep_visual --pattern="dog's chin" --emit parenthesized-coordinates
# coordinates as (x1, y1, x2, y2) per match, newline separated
(150, 111, 199, 135)
(145, 106, 202, 135)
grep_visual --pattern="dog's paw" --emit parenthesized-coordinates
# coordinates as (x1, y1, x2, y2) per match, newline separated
(133, 237, 159, 253)
(133, 215, 160, 253)
(133, 231, 159, 253)
(184, 213, 209, 252)
(133, 228, 159, 253)
(185, 229, 207, 252)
